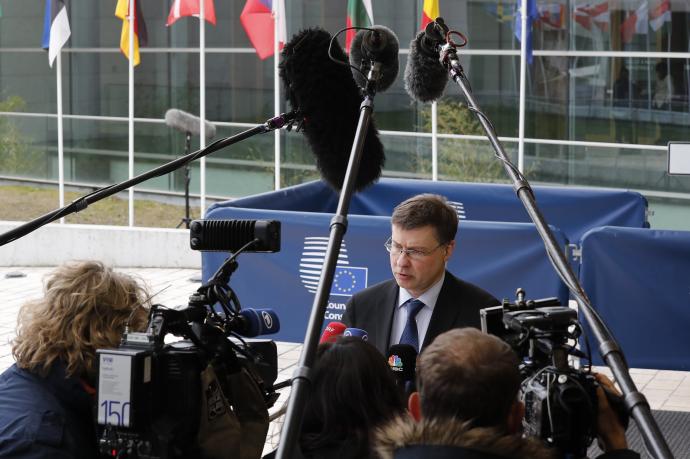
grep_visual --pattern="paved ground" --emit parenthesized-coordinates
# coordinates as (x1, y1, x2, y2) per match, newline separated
(1, 266, 689, 455)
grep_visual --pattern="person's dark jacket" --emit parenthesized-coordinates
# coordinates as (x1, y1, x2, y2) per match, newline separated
(374, 415, 640, 459)
(0, 363, 97, 459)
(344, 271, 499, 355)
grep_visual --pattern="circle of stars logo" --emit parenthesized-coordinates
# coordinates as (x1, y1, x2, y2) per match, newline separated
(333, 269, 358, 294)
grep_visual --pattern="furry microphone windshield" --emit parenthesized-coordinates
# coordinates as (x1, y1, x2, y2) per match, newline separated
(279, 27, 385, 191)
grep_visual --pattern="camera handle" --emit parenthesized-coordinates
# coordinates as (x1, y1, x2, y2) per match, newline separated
(436, 19, 673, 459)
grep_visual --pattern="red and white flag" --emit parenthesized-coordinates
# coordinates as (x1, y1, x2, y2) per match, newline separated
(621, 1, 649, 44)
(649, 0, 671, 31)
(166, 0, 216, 26)
(574, 1, 609, 32)
(539, 3, 565, 30)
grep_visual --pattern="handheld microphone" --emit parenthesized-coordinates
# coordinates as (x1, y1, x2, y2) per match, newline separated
(320, 321, 347, 343)
(279, 27, 385, 191)
(343, 327, 368, 341)
(404, 20, 449, 102)
(164, 108, 217, 139)
(233, 308, 280, 337)
(348, 25, 400, 92)
(387, 344, 417, 395)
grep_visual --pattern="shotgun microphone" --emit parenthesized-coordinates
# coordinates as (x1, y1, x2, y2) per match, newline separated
(165, 108, 217, 138)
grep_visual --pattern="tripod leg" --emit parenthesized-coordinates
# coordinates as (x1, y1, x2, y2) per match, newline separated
(182, 132, 192, 229)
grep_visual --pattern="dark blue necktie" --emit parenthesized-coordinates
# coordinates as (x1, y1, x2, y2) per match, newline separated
(398, 298, 425, 351)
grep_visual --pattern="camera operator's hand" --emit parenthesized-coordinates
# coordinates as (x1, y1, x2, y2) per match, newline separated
(594, 373, 628, 452)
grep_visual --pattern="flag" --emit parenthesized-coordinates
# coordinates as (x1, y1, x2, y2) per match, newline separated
(115, 0, 148, 66)
(484, 2, 513, 23)
(166, 0, 216, 26)
(421, 0, 439, 30)
(514, 0, 538, 64)
(621, 1, 649, 44)
(346, 0, 374, 53)
(538, 3, 565, 30)
(331, 267, 368, 296)
(574, 1, 609, 32)
(41, 0, 71, 68)
(649, 0, 671, 31)
(240, 0, 286, 60)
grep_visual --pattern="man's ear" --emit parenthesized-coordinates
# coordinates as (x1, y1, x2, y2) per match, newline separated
(507, 400, 525, 434)
(444, 240, 456, 262)
(408, 391, 422, 422)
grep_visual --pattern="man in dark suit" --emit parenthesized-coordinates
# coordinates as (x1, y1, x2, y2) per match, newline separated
(343, 194, 499, 355)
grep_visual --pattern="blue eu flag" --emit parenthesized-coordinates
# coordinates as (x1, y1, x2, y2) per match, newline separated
(514, 0, 538, 64)
(330, 267, 368, 296)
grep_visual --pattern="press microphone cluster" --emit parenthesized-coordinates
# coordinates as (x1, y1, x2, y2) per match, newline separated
(319, 321, 370, 343)
(165, 108, 217, 139)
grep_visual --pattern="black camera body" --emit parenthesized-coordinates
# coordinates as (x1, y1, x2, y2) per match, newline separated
(481, 290, 598, 457)
(96, 332, 206, 458)
(96, 304, 279, 459)
(96, 219, 282, 458)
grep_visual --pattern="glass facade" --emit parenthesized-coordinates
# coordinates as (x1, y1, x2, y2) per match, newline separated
(0, 1, 688, 229)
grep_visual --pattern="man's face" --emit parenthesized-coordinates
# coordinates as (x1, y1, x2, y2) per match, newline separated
(389, 224, 455, 298)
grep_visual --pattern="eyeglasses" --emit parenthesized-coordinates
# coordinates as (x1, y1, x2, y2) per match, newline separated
(384, 237, 446, 260)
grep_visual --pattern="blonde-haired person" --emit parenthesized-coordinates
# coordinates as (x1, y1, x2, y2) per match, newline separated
(0, 261, 150, 458)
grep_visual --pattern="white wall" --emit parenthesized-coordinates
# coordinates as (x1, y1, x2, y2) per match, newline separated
(0, 222, 200, 268)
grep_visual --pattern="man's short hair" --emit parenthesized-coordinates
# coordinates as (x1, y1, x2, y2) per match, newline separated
(12, 260, 150, 378)
(391, 194, 458, 244)
(416, 328, 520, 428)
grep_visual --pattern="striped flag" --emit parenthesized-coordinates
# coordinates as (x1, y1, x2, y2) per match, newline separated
(574, 1, 610, 33)
(239, 0, 286, 60)
(41, 0, 71, 68)
(166, 0, 217, 27)
(621, 1, 649, 44)
(346, 0, 374, 53)
(421, 0, 439, 30)
(115, 0, 148, 66)
(649, 0, 671, 31)
(538, 3, 565, 30)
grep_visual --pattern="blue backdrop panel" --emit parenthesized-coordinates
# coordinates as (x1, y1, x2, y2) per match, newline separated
(579, 227, 690, 370)
(202, 207, 569, 342)
(214, 178, 648, 244)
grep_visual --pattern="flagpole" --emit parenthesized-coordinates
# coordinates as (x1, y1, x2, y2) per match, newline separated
(273, 4, 281, 190)
(431, 100, 438, 180)
(199, 0, 207, 216)
(200, 0, 207, 216)
(57, 51, 65, 224)
(128, 0, 135, 227)
(518, 0, 527, 172)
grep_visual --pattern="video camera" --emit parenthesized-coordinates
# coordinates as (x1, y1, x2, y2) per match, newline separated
(481, 289, 627, 457)
(96, 219, 282, 459)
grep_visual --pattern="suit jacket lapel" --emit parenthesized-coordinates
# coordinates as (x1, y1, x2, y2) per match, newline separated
(422, 271, 460, 349)
(375, 280, 399, 354)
